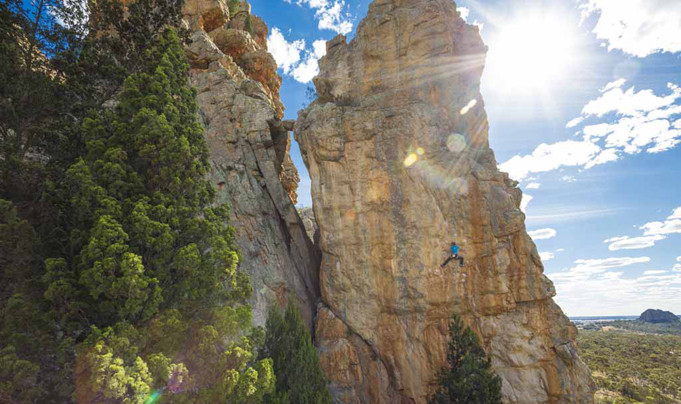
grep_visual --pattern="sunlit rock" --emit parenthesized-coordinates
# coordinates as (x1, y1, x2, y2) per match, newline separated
(181, 1, 319, 327)
(295, 0, 595, 402)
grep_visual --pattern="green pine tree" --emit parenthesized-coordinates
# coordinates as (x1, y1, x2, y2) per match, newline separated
(429, 314, 502, 404)
(54, 29, 272, 402)
(0, 27, 274, 403)
(261, 300, 331, 404)
(1, 0, 276, 400)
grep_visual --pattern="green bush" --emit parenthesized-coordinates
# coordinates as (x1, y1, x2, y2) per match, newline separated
(261, 300, 331, 404)
(429, 314, 502, 404)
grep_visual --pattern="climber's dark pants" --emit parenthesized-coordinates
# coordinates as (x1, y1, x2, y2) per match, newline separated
(441, 254, 464, 267)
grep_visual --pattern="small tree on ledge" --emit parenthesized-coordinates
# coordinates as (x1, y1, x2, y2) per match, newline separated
(429, 314, 502, 404)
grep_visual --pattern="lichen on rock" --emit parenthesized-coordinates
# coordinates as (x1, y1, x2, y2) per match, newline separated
(295, 0, 596, 402)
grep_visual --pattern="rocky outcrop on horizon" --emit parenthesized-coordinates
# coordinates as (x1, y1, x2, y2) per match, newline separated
(639, 309, 680, 323)
(181, 0, 320, 326)
(295, 0, 595, 402)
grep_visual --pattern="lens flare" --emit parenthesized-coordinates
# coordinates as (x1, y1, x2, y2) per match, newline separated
(460, 99, 477, 115)
(416, 147, 425, 155)
(446, 134, 467, 153)
(404, 153, 418, 167)
(145, 390, 162, 404)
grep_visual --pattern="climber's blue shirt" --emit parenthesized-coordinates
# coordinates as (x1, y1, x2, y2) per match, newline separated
(450, 245, 459, 254)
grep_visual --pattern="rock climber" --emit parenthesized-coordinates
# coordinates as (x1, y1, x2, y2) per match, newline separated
(441, 241, 464, 268)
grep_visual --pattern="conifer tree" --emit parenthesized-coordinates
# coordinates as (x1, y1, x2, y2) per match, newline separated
(429, 314, 502, 404)
(261, 300, 331, 404)
(0, 26, 275, 402)
(47, 28, 272, 403)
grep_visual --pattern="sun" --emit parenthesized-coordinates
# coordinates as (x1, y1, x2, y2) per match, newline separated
(483, 10, 581, 95)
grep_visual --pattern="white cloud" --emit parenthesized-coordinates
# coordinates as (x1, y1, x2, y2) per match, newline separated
(580, 0, 681, 57)
(267, 29, 327, 84)
(640, 206, 681, 236)
(561, 175, 576, 183)
(566, 117, 584, 128)
(520, 194, 533, 213)
(292, 40, 327, 83)
(672, 117, 681, 128)
(584, 147, 619, 168)
(455, 6, 483, 30)
(600, 206, 680, 252)
(290, 0, 353, 35)
(549, 256, 681, 316)
(499, 140, 600, 181)
(604, 235, 666, 251)
(602, 78, 627, 92)
(525, 182, 541, 189)
(550, 256, 651, 283)
(500, 81, 681, 180)
(572, 256, 650, 272)
(457, 7, 470, 21)
(267, 28, 305, 74)
(527, 208, 618, 225)
(643, 270, 667, 275)
(540, 252, 555, 261)
(528, 228, 557, 240)
(675, 256, 681, 272)
(581, 81, 681, 118)
(670, 207, 681, 220)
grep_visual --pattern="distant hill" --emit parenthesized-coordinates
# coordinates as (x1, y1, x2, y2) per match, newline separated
(639, 309, 680, 323)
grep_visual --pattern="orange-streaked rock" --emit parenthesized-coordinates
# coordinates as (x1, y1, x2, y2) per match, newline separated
(296, 0, 595, 402)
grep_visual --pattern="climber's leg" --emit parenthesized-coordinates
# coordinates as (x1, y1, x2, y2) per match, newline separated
(441, 255, 454, 267)
(458, 256, 464, 267)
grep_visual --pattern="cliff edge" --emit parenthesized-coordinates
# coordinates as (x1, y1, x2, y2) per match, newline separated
(295, 0, 595, 402)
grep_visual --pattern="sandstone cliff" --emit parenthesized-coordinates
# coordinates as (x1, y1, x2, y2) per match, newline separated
(181, 0, 320, 325)
(295, 0, 595, 402)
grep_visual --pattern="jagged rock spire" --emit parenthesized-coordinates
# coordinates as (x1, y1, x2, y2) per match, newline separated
(296, 0, 595, 402)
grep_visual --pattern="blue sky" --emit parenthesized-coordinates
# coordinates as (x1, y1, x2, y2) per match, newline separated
(252, 0, 681, 316)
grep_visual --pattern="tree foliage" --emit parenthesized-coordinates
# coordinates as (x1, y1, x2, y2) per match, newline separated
(429, 314, 502, 404)
(0, 0, 274, 399)
(261, 300, 331, 404)
(579, 328, 681, 403)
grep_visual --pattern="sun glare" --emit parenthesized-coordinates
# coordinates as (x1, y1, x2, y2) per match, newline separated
(485, 11, 580, 95)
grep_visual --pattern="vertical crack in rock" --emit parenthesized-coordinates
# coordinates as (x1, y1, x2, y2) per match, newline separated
(182, 0, 320, 327)
(295, 0, 595, 402)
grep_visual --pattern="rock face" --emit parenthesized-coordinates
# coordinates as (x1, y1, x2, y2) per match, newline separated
(298, 207, 320, 246)
(295, 1, 595, 402)
(639, 309, 680, 323)
(182, 0, 320, 326)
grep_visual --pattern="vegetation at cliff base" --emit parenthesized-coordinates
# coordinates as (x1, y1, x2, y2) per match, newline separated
(429, 314, 502, 404)
(0, 0, 275, 401)
(261, 300, 331, 404)
(578, 329, 681, 403)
